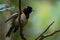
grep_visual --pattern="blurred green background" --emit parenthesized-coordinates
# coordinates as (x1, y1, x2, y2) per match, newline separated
(0, 0, 60, 40)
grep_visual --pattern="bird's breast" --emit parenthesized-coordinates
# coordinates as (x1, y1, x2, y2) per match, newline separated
(20, 13, 28, 26)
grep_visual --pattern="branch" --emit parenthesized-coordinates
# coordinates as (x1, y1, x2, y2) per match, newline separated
(44, 30, 60, 38)
(19, 0, 26, 40)
(36, 21, 54, 40)
(38, 30, 60, 40)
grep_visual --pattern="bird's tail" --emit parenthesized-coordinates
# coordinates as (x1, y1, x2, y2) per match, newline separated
(13, 26, 19, 33)
(6, 26, 14, 37)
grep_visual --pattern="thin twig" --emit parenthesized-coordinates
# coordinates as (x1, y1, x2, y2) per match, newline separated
(19, 0, 26, 40)
(38, 30, 60, 40)
(44, 30, 60, 38)
(36, 21, 54, 40)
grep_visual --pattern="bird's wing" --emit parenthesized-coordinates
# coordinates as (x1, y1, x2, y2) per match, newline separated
(5, 13, 18, 23)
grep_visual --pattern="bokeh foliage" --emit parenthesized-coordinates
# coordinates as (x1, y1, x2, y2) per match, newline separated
(0, 0, 60, 40)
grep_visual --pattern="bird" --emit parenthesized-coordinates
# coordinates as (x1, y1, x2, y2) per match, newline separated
(5, 6, 32, 37)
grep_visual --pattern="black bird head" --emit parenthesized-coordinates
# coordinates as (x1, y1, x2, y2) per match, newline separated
(23, 6, 32, 19)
